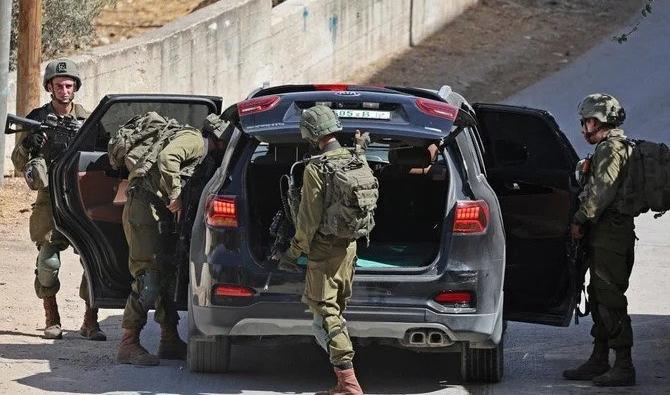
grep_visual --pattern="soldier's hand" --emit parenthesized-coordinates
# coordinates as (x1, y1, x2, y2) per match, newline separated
(354, 129, 371, 150)
(271, 252, 301, 273)
(571, 223, 584, 240)
(167, 197, 182, 217)
(22, 133, 46, 150)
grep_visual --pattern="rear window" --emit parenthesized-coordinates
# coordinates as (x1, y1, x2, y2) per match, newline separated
(87, 102, 211, 152)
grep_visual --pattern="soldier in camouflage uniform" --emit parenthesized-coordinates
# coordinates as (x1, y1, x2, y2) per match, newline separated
(116, 114, 229, 366)
(563, 93, 636, 387)
(11, 59, 106, 341)
(276, 106, 365, 395)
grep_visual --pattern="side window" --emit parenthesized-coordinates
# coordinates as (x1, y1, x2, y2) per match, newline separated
(84, 102, 212, 152)
(477, 111, 568, 171)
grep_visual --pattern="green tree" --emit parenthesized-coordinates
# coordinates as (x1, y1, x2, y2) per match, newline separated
(9, 0, 117, 70)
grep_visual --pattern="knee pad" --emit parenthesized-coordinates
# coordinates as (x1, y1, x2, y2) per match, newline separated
(137, 271, 161, 311)
(312, 314, 330, 352)
(36, 244, 61, 287)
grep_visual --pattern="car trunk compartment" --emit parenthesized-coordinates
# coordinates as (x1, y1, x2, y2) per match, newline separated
(245, 140, 449, 271)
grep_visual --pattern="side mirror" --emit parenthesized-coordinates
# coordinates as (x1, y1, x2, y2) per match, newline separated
(495, 139, 528, 166)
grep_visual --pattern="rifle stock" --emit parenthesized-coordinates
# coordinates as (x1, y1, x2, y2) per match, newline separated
(4, 113, 42, 135)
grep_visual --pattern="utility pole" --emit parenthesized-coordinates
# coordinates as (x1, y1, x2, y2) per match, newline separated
(0, 0, 12, 184)
(15, 0, 41, 165)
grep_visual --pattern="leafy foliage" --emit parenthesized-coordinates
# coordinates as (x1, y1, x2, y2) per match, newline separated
(9, 0, 117, 70)
(613, 0, 654, 43)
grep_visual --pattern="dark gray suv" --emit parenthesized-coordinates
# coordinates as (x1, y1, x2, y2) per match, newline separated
(52, 84, 581, 383)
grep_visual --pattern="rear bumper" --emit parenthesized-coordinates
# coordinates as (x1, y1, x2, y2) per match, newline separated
(191, 300, 503, 349)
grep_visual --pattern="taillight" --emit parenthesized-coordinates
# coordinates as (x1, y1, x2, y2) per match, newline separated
(453, 200, 489, 234)
(434, 291, 473, 305)
(313, 84, 349, 91)
(206, 195, 238, 228)
(213, 284, 255, 297)
(415, 98, 459, 121)
(238, 95, 281, 116)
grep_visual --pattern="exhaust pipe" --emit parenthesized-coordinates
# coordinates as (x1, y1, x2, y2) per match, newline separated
(408, 330, 426, 345)
(406, 329, 451, 347)
(428, 331, 445, 346)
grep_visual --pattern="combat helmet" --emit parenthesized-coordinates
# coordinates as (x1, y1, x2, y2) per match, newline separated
(299, 105, 342, 144)
(202, 113, 231, 140)
(578, 93, 626, 126)
(43, 59, 82, 91)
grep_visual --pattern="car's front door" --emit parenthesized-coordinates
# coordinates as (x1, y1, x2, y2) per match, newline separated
(51, 94, 222, 308)
(473, 103, 580, 326)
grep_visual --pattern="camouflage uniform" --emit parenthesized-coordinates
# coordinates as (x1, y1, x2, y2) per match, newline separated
(574, 128, 635, 350)
(11, 102, 90, 300)
(280, 105, 365, 394)
(564, 93, 636, 387)
(117, 128, 205, 365)
(122, 129, 204, 328)
(284, 144, 358, 368)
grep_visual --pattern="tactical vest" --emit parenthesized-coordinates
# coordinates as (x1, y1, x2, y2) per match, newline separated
(620, 139, 670, 217)
(108, 111, 199, 179)
(316, 150, 379, 242)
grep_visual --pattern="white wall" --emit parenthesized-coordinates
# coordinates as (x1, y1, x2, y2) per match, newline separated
(3, 0, 478, 174)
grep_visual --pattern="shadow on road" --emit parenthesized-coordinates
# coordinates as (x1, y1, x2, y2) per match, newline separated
(1, 313, 668, 394)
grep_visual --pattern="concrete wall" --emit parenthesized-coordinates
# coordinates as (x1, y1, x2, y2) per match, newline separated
(3, 0, 477, 174)
(272, 0, 411, 83)
(410, 0, 479, 45)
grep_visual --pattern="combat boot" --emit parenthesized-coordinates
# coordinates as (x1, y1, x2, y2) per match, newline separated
(116, 328, 159, 366)
(562, 340, 610, 380)
(593, 348, 636, 387)
(158, 324, 187, 360)
(317, 367, 364, 395)
(42, 296, 62, 339)
(79, 304, 107, 341)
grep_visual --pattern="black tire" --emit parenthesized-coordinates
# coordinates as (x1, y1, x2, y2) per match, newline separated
(186, 285, 231, 373)
(187, 335, 231, 373)
(461, 339, 504, 383)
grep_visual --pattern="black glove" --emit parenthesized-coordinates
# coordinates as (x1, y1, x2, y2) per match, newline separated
(21, 133, 46, 151)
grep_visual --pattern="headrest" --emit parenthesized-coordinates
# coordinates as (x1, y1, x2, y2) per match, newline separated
(388, 146, 432, 167)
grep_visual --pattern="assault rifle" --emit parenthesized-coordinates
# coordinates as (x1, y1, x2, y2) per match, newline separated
(568, 236, 590, 324)
(268, 162, 303, 260)
(5, 113, 82, 162)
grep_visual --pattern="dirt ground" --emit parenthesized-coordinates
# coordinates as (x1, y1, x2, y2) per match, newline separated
(0, 0, 645, 390)
(92, 0, 218, 46)
(359, 0, 646, 102)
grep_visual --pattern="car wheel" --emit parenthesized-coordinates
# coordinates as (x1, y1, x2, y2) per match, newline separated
(187, 286, 231, 373)
(187, 335, 231, 373)
(460, 339, 504, 383)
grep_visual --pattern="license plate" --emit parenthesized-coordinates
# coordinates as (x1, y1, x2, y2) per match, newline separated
(333, 109, 391, 120)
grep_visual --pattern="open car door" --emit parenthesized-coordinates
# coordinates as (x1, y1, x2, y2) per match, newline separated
(473, 103, 580, 326)
(51, 94, 222, 308)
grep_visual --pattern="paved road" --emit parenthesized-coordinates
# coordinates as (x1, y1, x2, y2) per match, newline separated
(3, 211, 667, 394)
(504, 2, 670, 157)
(2, 4, 670, 395)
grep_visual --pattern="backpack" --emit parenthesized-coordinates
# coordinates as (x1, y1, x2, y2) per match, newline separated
(620, 139, 670, 217)
(318, 151, 379, 242)
(108, 111, 196, 177)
